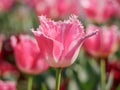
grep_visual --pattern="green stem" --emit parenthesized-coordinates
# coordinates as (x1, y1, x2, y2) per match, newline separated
(27, 76, 33, 90)
(56, 68, 62, 90)
(100, 59, 106, 90)
(41, 83, 47, 90)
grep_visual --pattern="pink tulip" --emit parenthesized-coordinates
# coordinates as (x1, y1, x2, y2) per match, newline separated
(32, 15, 97, 68)
(0, 80, 16, 90)
(84, 25, 119, 58)
(80, 0, 117, 22)
(0, 0, 14, 12)
(11, 35, 49, 74)
(34, 0, 80, 19)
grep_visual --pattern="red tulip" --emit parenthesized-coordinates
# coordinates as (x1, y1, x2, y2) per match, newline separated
(32, 15, 97, 68)
(0, 80, 16, 90)
(84, 25, 119, 58)
(11, 35, 49, 74)
(80, 0, 117, 22)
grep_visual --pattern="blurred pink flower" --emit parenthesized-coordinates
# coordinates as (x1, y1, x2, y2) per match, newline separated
(0, 0, 14, 12)
(11, 35, 49, 75)
(84, 25, 119, 58)
(32, 15, 97, 68)
(80, 0, 117, 22)
(34, 0, 80, 19)
(0, 80, 16, 90)
(0, 60, 19, 79)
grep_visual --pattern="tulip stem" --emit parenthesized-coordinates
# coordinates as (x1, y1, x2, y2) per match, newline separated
(100, 59, 106, 90)
(56, 68, 62, 90)
(28, 76, 33, 90)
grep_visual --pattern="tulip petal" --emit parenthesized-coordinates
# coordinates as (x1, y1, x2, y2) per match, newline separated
(65, 30, 98, 62)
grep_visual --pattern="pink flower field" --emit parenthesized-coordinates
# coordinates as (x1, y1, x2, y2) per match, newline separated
(0, 0, 120, 90)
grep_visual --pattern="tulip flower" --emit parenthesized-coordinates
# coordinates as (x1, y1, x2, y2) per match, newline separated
(0, 80, 16, 90)
(84, 25, 119, 90)
(11, 35, 49, 75)
(0, 0, 14, 12)
(84, 25, 119, 58)
(80, 0, 117, 23)
(32, 15, 97, 90)
(32, 15, 97, 68)
(11, 35, 49, 90)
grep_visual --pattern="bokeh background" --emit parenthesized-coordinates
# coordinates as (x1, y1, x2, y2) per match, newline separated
(0, 0, 120, 90)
